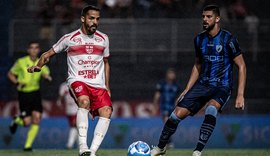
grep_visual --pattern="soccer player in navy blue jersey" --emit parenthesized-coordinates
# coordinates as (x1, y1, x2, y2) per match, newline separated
(151, 5, 246, 156)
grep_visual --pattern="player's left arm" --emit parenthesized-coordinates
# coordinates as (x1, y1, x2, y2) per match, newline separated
(234, 54, 247, 110)
(104, 58, 111, 97)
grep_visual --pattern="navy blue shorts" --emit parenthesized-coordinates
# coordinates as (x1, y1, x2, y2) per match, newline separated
(177, 82, 231, 115)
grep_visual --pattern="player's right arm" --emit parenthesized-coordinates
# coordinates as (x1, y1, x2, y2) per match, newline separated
(27, 49, 56, 73)
(177, 57, 201, 100)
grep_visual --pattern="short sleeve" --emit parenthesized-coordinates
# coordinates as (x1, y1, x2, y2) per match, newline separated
(41, 65, 50, 75)
(103, 36, 110, 58)
(228, 36, 242, 59)
(10, 60, 21, 75)
(52, 35, 69, 53)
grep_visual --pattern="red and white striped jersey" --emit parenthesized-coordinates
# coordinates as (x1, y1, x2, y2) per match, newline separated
(52, 29, 109, 89)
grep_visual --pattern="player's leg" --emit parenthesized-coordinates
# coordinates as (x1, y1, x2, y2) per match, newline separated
(160, 107, 190, 148)
(9, 92, 32, 133)
(70, 81, 91, 156)
(89, 88, 112, 156)
(162, 110, 174, 149)
(151, 107, 189, 156)
(76, 95, 90, 154)
(66, 115, 78, 149)
(193, 87, 231, 156)
(192, 100, 219, 156)
(151, 82, 208, 156)
(24, 91, 42, 151)
(24, 111, 41, 151)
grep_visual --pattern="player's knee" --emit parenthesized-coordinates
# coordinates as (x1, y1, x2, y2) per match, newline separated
(174, 107, 190, 119)
(32, 116, 41, 124)
(77, 98, 90, 109)
(169, 112, 181, 125)
(99, 106, 113, 118)
(32, 118, 41, 124)
(205, 105, 218, 117)
(23, 117, 32, 126)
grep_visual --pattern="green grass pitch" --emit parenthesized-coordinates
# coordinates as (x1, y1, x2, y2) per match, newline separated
(0, 149, 269, 156)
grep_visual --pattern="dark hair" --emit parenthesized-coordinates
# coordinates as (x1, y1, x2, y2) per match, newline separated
(81, 5, 100, 16)
(28, 41, 39, 46)
(167, 68, 176, 73)
(203, 5, 220, 16)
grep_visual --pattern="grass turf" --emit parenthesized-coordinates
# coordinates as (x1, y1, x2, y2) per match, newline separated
(0, 149, 269, 156)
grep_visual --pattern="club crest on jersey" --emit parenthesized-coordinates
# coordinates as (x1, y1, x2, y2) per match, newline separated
(75, 85, 83, 93)
(72, 37, 82, 44)
(216, 45, 223, 53)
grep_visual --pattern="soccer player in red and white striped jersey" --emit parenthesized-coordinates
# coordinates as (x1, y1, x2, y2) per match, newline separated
(28, 5, 112, 156)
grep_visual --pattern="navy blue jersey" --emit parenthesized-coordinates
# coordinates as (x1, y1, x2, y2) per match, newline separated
(194, 29, 242, 88)
(156, 80, 180, 111)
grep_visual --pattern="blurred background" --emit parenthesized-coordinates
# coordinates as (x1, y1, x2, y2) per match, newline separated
(0, 0, 270, 150)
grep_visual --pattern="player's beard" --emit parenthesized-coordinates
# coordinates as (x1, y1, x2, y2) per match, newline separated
(86, 24, 97, 35)
(203, 22, 215, 31)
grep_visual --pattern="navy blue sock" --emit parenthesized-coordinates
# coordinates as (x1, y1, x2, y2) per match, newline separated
(158, 113, 180, 149)
(195, 114, 216, 151)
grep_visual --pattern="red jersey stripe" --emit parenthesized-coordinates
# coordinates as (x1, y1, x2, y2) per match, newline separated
(68, 45, 105, 56)
(95, 32, 105, 41)
(70, 31, 81, 40)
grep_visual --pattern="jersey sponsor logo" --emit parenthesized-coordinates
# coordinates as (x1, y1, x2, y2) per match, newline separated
(75, 85, 83, 93)
(216, 45, 223, 53)
(78, 59, 100, 66)
(204, 55, 224, 62)
(78, 70, 99, 79)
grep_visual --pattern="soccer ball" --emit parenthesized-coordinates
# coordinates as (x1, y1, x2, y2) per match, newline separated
(127, 141, 151, 156)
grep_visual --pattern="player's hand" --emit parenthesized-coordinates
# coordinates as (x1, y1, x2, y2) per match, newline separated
(16, 82, 26, 90)
(27, 66, 41, 73)
(44, 75, 52, 82)
(235, 95, 245, 110)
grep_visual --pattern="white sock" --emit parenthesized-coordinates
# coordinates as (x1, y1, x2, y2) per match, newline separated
(90, 117, 110, 154)
(67, 127, 78, 149)
(76, 108, 89, 153)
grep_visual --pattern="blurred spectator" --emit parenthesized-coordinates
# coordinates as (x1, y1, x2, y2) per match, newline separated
(153, 68, 180, 148)
(134, 0, 152, 18)
(245, 11, 259, 62)
(36, 1, 55, 40)
(57, 82, 78, 149)
(229, 0, 248, 20)
(99, 0, 133, 18)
